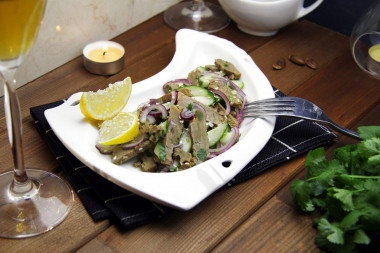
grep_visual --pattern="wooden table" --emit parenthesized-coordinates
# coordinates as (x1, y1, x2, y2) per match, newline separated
(1, 4, 379, 253)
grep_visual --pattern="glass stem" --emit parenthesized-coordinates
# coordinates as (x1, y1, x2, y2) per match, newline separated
(2, 70, 32, 195)
(190, 0, 205, 10)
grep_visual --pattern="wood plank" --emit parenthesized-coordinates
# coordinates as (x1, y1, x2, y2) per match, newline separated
(251, 21, 349, 95)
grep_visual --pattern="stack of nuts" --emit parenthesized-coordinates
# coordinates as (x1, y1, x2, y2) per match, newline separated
(272, 55, 317, 70)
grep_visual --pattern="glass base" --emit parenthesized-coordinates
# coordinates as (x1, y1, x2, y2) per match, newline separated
(352, 32, 380, 79)
(0, 169, 73, 238)
(164, 1, 230, 33)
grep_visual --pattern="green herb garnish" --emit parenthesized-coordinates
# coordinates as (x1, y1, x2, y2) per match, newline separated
(197, 148, 207, 161)
(290, 126, 380, 252)
(197, 111, 203, 121)
(187, 103, 194, 111)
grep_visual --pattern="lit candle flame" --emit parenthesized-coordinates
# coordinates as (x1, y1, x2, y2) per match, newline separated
(102, 45, 108, 56)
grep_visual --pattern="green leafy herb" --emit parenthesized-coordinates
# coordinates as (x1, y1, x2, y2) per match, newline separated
(196, 111, 203, 121)
(187, 103, 195, 111)
(290, 126, 380, 252)
(197, 148, 207, 162)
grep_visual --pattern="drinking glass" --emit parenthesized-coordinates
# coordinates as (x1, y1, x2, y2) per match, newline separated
(0, 0, 73, 238)
(350, 0, 380, 79)
(164, 0, 230, 33)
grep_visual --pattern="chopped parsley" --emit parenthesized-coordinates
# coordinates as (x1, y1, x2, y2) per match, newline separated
(196, 111, 203, 120)
(290, 126, 380, 252)
(197, 148, 207, 161)
(187, 103, 194, 111)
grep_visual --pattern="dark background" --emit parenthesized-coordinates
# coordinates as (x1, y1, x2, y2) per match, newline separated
(303, 0, 377, 36)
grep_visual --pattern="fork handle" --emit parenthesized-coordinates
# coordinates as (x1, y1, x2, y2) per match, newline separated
(325, 121, 361, 140)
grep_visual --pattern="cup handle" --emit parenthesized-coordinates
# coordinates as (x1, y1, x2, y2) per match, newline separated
(296, 0, 324, 19)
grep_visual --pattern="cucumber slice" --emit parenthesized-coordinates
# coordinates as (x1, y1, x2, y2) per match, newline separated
(154, 142, 166, 161)
(220, 126, 236, 146)
(232, 80, 244, 89)
(198, 73, 220, 88)
(158, 120, 168, 137)
(208, 121, 228, 147)
(179, 129, 192, 152)
(177, 85, 216, 105)
(193, 96, 215, 106)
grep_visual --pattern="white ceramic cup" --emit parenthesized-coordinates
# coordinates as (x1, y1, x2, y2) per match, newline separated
(218, 0, 324, 36)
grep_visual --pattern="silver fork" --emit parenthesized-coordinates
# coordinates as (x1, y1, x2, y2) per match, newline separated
(243, 97, 361, 139)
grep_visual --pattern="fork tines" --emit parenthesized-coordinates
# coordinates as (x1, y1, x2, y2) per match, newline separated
(243, 97, 295, 117)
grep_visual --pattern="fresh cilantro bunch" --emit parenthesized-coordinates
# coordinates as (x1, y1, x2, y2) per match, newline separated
(291, 126, 380, 252)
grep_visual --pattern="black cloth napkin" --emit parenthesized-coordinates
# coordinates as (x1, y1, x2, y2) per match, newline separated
(30, 88, 337, 228)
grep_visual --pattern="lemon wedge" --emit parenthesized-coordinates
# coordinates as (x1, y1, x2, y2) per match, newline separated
(98, 112, 139, 145)
(80, 77, 132, 120)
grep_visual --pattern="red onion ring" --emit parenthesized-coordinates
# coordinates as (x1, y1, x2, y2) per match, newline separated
(193, 102, 207, 119)
(209, 88, 231, 115)
(163, 79, 192, 92)
(180, 107, 195, 120)
(95, 144, 113, 154)
(140, 104, 168, 123)
(171, 90, 178, 105)
(121, 135, 146, 149)
(173, 143, 184, 149)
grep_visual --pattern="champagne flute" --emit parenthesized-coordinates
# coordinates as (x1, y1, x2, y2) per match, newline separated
(164, 0, 230, 33)
(0, 0, 73, 238)
(350, 0, 380, 79)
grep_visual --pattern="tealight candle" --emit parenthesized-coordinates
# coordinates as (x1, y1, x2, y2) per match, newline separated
(83, 40, 125, 75)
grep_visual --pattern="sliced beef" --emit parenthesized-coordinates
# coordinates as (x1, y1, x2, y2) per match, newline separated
(205, 64, 219, 72)
(209, 79, 242, 108)
(162, 105, 183, 165)
(157, 93, 172, 104)
(111, 123, 162, 165)
(134, 153, 157, 172)
(173, 148, 193, 164)
(189, 110, 209, 164)
(215, 59, 241, 80)
(187, 68, 202, 86)
(163, 82, 181, 93)
(112, 140, 154, 165)
(215, 103, 239, 128)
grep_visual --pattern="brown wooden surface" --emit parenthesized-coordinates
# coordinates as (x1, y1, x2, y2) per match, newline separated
(1, 3, 379, 253)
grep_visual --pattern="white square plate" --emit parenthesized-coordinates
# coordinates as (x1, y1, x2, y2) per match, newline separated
(45, 29, 275, 210)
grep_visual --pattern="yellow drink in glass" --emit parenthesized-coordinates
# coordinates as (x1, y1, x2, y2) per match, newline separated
(0, 0, 46, 60)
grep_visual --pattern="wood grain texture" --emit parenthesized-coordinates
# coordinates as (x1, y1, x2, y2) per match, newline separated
(0, 2, 379, 252)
